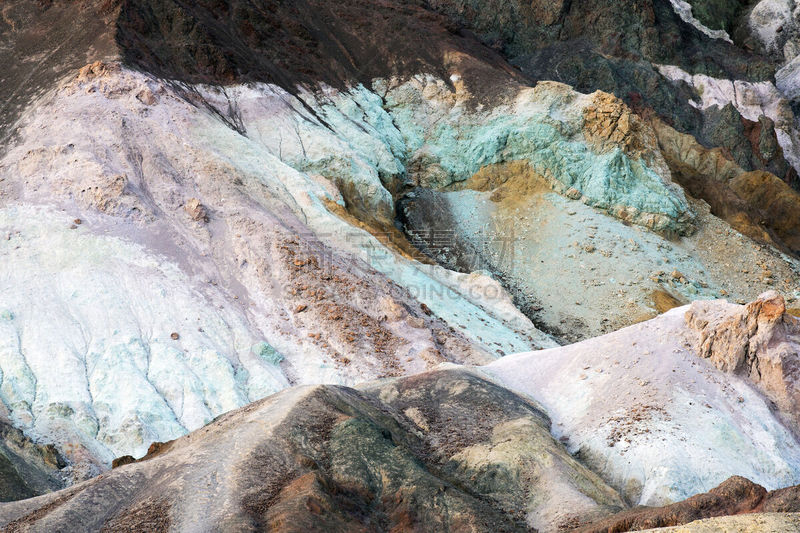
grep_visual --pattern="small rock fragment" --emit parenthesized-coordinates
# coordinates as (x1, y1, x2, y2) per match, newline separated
(407, 316, 425, 329)
(135, 88, 157, 106)
(184, 198, 208, 222)
(252, 341, 284, 365)
(111, 455, 136, 469)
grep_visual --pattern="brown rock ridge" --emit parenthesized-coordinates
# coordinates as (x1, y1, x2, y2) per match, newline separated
(0, 368, 626, 532)
(650, 117, 800, 255)
(730, 170, 800, 253)
(577, 476, 800, 532)
(686, 291, 800, 433)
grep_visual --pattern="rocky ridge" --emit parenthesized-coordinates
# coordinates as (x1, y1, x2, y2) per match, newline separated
(3, 344, 800, 531)
(686, 290, 800, 433)
(2, 1, 800, 531)
(579, 475, 800, 532)
(0, 368, 627, 532)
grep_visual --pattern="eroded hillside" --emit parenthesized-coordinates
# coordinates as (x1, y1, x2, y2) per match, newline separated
(2, 1, 800, 532)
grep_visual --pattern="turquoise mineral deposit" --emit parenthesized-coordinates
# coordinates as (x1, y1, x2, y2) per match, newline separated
(252, 341, 284, 365)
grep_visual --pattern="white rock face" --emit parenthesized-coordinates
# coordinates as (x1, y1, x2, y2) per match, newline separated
(749, 0, 797, 58)
(777, 55, 800, 101)
(484, 304, 800, 506)
(668, 0, 733, 42)
(0, 206, 287, 477)
(749, 0, 800, 101)
(0, 63, 558, 476)
(658, 64, 800, 173)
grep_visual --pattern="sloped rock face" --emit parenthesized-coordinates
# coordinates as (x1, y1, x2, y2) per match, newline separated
(656, 65, 800, 184)
(0, 1, 119, 140)
(649, 116, 800, 255)
(425, 0, 797, 184)
(485, 296, 800, 506)
(730, 170, 800, 253)
(642, 513, 800, 532)
(748, 0, 800, 63)
(385, 79, 694, 234)
(3, 1, 800, 527)
(579, 476, 800, 532)
(681, 0, 750, 35)
(0, 422, 65, 502)
(743, 0, 800, 154)
(3, 352, 800, 532)
(2, 64, 563, 479)
(428, 0, 765, 78)
(399, 144, 800, 342)
(686, 291, 800, 433)
(0, 369, 626, 532)
(11, 0, 788, 190)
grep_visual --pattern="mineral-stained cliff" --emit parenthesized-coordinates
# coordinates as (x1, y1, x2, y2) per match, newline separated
(4, 316, 800, 531)
(0, 369, 627, 532)
(2, 1, 800, 531)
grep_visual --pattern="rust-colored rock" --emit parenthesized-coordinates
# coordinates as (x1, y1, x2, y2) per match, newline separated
(184, 198, 208, 222)
(649, 289, 685, 314)
(111, 455, 136, 469)
(143, 440, 175, 460)
(730, 170, 800, 254)
(76, 61, 120, 83)
(135, 87, 157, 105)
(577, 476, 800, 532)
(583, 92, 653, 161)
(686, 291, 800, 432)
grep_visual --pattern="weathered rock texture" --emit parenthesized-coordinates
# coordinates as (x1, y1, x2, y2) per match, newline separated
(400, 152, 800, 342)
(0, 63, 562, 479)
(0, 423, 65, 502)
(686, 291, 800, 433)
(485, 297, 800, 506)
(3, 2, 800, 527)
(387, 79, 694, 235)
(641, 513, 800, 532)
(650, 117, 800, 254)
(0, 1, 120, 141)
(0, 369, 626, 532)
(4, 361, 800, 532)
(579, 475, 800, 532)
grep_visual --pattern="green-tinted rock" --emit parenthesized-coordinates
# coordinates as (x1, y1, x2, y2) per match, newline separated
(252, 342, 283, 365)
(686, 0, 749, 33)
